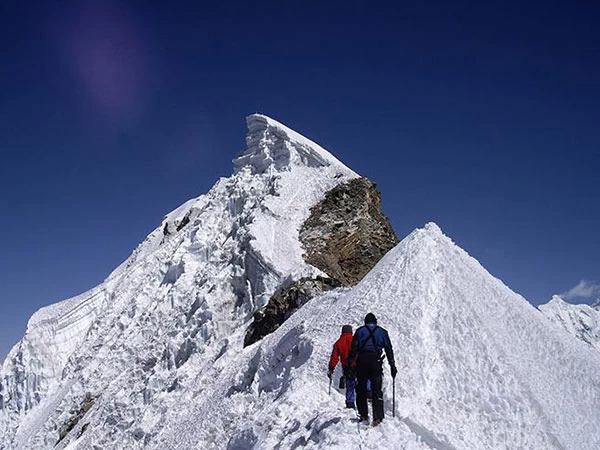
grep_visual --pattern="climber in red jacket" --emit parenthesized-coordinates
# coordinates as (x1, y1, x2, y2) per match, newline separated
(328, 324, 356, 408)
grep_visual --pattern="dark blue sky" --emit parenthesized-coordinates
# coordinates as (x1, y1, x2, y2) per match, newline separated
(1, 1, 598, 360)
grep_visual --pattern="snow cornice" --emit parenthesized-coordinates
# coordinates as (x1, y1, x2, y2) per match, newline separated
(235, 113, 358, 177)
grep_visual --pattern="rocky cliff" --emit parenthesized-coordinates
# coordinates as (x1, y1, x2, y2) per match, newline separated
(300, 177, 398, 285)
(245, 177, 398, 345)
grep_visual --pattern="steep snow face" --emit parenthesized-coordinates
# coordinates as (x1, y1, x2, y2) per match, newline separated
(142, 223, 600, 450)
(539, 295, 600, 352)
(0, 114, 358, 449)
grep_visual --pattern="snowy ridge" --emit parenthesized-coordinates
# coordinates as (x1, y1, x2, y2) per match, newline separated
(0, 114, 358, 449)
(539, 295, 600, 352)
(62, 223, 600, 450)
(148, 222, 600, 450)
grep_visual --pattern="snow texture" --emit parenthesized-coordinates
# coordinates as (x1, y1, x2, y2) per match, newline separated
(2, 115, 600, 450)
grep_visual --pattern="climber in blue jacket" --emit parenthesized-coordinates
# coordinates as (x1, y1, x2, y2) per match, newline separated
(348, 312, 396, 426)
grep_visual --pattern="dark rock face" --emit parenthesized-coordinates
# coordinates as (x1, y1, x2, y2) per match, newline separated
(299, 177, 399, 286)
(244, 277, 340, 347)
(244, 177, 398, 346)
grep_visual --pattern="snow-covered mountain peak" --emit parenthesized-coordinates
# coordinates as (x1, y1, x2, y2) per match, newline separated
(0, 114, 364, 449)
(285, 222, 600, 450)
(421, 221, 443, 236)
(539, 294, 600, 352)
(234, 114, 357, 176)
(548, 294, 566, 305)
(402, 221, 446, 248)
(379, 221, 451, 266)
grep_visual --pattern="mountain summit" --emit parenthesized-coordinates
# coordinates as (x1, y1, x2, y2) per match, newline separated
(235, 114, 356, 175)
(2, 117, 599, 450)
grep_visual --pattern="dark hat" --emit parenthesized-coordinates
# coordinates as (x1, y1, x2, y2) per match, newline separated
(364, 313, 377, 324)
(341, 325, 352, 334)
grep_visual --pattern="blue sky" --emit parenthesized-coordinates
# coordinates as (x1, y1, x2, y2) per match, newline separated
(0, 1, 598, 361)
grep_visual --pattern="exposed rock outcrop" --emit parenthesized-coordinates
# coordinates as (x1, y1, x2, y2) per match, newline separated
(245, 177, 398, 346)
(244, 277, 341, 346)
(57, 397, 94, 444)
(299, 177, 398, 285)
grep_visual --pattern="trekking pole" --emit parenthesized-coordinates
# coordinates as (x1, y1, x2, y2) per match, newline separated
(392, 377, 396, 418)
(329, 376, 332, 396)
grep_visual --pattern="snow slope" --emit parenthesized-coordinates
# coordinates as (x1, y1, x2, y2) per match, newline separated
(539, 295, 600, 352)
(141, 223, 600, 450)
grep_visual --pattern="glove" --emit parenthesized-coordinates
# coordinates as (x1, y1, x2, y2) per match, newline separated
(390, 365, 397, 378)
(345, 366, 355, 380)
(327, 369, 333, 379)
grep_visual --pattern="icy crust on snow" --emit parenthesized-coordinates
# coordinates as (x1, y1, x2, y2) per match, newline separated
(539, 295, 600, 352)
(0, 115, 358, 449)
(135, 223, 599, 450)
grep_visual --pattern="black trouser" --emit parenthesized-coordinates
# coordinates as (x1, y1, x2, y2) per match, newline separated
(356, 352, 384, 421)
